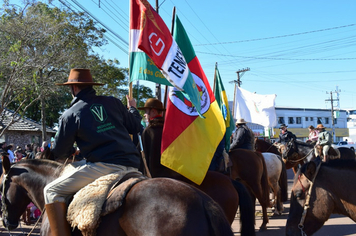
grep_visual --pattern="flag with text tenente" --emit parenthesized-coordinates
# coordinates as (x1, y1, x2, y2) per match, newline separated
(160, 15, 225, 185)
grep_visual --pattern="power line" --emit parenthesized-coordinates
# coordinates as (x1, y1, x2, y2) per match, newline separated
(195, 23, 356, 46)
(195, 51, 356, 61)
(64, 0, 128, 46)
(59, 0, 128, 54)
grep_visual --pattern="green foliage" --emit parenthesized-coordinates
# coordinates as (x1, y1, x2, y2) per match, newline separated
(0, 0, 154, 135)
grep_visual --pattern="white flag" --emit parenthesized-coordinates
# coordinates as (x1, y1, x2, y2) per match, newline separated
(233, 87, 277, 127)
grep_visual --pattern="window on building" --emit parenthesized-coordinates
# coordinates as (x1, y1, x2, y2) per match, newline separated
(310, 117, 314, 121)
(296, 117, 301, 124)
(288, 117, 294, 124)
(278, 117, 285, 124)
(325, 117, 329, 124)
(334, 118, 337, 124)
(305, 117, 309, 121)
(317, 117, 322, 124)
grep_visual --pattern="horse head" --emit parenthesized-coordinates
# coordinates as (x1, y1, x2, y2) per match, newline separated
(287, 159, 322, 236)
(0, 154, 31, 230)
(281, 140, 296, 160)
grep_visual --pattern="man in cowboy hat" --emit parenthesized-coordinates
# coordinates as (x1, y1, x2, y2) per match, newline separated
(44, 68, 142, 236)
(230, 118, 255, 151)
(138, 98, 167, 176)
(275, 124, 296, 145)
(315, 124, 332, 162)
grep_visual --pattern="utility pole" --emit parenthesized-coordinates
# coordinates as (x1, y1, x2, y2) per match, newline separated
(325, 88, 340, 142)
(155, 0, 161, 101)
(229, 67, 250, 116)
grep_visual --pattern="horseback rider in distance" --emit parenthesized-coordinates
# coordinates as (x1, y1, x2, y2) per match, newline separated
(230, 118, 255, 151)
(44, 69, 142, 236)
(314, 124, 332, 162)
(275, 124, 296, 145)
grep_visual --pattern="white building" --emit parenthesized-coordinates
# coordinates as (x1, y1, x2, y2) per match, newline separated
(346, 110, 356, 142)
(245, 107, 348, 142)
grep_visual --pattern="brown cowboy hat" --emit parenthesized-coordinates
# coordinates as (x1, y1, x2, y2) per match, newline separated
(138, 98, 166, 111)
(316, 124, 326, 130)
(235, 118, 247, 125)
(56, 68, 105, 86)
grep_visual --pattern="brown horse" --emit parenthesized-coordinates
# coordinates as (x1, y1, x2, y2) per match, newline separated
(286, 158, 356, 236)
(0, 155, 234, 236)
(147, 149, 256, 235)
(229, 149, 270, 231)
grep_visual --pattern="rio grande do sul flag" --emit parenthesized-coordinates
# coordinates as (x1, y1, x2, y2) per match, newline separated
(160, 15, 225, 185)
(129, 0, 170, 86)
(134, 0, 202, 115)
(214, 63, 235, 152)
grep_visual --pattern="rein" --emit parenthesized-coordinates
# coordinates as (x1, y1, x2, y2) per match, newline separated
(287, 149, 314, 163)
(298, 161, 322, 236)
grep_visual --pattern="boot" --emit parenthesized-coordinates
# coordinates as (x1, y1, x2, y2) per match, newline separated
(45, 202, 71, 236)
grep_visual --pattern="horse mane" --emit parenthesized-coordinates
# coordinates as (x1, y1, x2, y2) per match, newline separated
(321, 159, 356, 170)
(295, 159, 356, 183)
(15, 159, 63, 177)
(294, 140, 314, 148)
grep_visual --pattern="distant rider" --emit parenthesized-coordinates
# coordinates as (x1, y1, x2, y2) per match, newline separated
(315, 124, 332, 162)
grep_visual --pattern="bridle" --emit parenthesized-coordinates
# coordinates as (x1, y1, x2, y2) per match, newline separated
(1, 166, 18, 233)
(1, 166, 43, 236)
(297, 161, 322, 236)
(283, 140, 314, 164)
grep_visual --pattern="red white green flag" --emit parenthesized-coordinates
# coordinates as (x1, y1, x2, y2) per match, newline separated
(135, 0, 202, 115)
(160, 15, 225, 185)
(129, 0, 170, 85)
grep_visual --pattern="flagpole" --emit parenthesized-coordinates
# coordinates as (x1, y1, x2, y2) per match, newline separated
(213, 62, 217, 94)
(163, 6, 176, 119)
(155, 0, 162, 102)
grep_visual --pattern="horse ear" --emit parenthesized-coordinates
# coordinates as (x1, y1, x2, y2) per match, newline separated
(304, 161, 316, 180)
(2, 153, 11, 174)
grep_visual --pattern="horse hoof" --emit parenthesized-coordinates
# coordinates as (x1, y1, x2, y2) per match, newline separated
(259, 225, 267, 231)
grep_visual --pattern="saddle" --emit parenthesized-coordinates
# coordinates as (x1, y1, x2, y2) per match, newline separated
(315, 145, 340, 159)
(66, 171, 146, 236)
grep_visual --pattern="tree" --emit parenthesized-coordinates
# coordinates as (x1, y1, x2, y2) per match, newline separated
(0, 1, 107, 139)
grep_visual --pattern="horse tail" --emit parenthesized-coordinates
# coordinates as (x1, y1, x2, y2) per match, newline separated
(259, 152, 270, 210)
(198, 190, 234, 236)
(278, 155, 289, 202)
(230, 179, 256, 236)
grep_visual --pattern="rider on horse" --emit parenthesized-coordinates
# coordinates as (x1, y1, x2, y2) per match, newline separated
(275, 124, 296, 145)
(230, 118, 255, 151)
(138, 98, 165, 176)
(314, 124, 332, 162)
(44, 69, 142, 236)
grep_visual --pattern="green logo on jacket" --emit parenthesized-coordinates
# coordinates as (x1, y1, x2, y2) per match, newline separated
(90, 104, 107, 123)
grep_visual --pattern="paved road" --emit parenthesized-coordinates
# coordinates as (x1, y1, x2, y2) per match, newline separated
(232, 168, 356, 236)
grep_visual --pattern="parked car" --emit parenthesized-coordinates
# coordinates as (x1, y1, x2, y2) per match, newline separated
(333, 141, 356, 151)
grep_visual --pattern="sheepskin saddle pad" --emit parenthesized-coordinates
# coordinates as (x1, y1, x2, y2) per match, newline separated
(66, 170, 146, 236)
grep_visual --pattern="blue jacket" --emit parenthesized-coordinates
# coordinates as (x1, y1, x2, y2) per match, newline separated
(52, 87, 142, 168)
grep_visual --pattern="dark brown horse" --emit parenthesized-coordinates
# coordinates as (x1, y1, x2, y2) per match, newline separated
(229, 149, 270, 231)
(281, 140, 354, 174)
(0, 155, 234, 236)
(147, 149, 256, 236)
(286, 159, 356, 236)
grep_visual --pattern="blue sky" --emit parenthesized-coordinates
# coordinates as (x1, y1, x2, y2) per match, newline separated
(39, 1, 356, 110)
